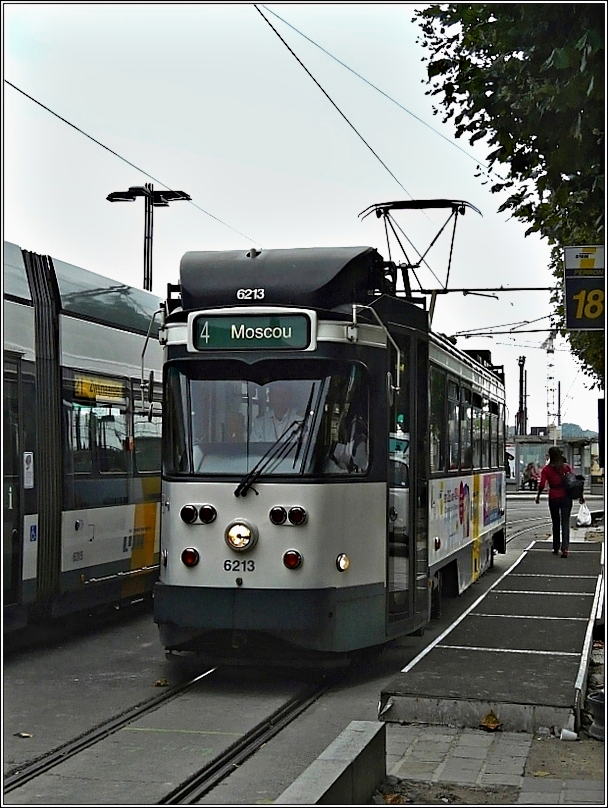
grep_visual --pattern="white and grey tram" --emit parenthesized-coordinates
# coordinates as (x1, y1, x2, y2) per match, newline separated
(4, 241, 163, 633)
(154, 245, 506, 664)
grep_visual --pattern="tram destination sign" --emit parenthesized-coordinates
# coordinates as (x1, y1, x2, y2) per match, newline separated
(563, 245, 604, 331)
(191, 313, 312, 351)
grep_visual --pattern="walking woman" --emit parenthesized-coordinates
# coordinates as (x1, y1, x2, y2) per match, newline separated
(535, 447, 583, 557)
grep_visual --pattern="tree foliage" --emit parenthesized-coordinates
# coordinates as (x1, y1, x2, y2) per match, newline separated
(413, 3, 604, 387)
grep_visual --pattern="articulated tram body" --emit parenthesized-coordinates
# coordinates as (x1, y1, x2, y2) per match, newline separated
(4, 241, 163, 632)
(154, 246, 506, 662)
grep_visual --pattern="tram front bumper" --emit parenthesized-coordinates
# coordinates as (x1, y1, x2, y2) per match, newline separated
(153, 580, 386, 652)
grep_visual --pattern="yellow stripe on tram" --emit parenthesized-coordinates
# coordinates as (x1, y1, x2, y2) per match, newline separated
(121, 500, 160, 598)
(472, 474, 482, 581)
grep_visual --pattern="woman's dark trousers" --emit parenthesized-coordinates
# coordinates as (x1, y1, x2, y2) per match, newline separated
(548, 497, 572, 551)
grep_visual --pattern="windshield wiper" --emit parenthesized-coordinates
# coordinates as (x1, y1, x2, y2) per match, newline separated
(234, 420, 304, 497)
(292, 384, 316, 469)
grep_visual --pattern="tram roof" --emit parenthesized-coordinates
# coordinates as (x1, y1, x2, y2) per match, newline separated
(179, 246, 391, 311)
(51, 255, 162, 336)
(4, 241, 163, 336)
(4, 241, 32, 301)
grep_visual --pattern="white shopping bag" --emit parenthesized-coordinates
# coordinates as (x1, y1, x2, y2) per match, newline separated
(576, 502, 592, 527)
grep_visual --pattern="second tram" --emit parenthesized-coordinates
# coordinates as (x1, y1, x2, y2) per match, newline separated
(153, 244, 506, 663)
(4, 241, 163, 632)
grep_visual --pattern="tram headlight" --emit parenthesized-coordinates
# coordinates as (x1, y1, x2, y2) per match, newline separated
(199, 504, 217, 524)
(288, 506, 307, 526)
(269, 506, 287, 525)
(181, 547, 200, 567)
(225, 520, 258, 553)
(180, 504, 198, 524)
(336, 553, 350, 571)
(283, 550, 302, 569)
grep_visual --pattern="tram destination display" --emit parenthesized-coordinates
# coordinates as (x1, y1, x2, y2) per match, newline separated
(191, 313, 312, 350)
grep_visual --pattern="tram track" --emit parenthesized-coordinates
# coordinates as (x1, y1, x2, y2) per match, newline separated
(158, 676, 338, 804)
(4, 668, 217, 793)
(5, 503, 592, 805)
(506, 515, 551, 543)
(4, 658, 341, 805)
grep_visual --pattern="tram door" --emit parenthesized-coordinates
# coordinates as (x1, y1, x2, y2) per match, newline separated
(3, 358, 22, 606)
(387, 333, 429, 628)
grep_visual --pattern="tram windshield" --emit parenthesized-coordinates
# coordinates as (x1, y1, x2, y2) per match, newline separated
(164, 360, 369, 477)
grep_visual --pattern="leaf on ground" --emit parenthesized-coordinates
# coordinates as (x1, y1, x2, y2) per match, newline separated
(480, 710, 503, 731)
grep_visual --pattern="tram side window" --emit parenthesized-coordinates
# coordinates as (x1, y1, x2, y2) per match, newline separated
(133, 382, 162, 473)
(164, 366, 191, 473)
(482, 399, 491, 468)
(320, 372, 369, 475)
(460, 388, 473, 470)
(64, 374, 129, 474)
(472, 393, 482, 468)
(489, 401, 499, 468)
(66, 401, 93, 473)
(429, 366, 446, 473)
(390, 346, 410, 478)
(497, 403, 505, 470)
(95, 404, 129, 473)
(447, 381, 459, 470)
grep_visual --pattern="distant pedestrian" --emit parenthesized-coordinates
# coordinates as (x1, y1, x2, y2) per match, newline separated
(522, 462, 540, 490)
(535, 447, 584, 557)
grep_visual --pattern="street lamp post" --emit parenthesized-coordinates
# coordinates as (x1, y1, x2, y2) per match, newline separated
(107, 183, 191, 291)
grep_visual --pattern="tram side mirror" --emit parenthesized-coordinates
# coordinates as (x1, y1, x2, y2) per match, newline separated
(148, 371, 154, 404)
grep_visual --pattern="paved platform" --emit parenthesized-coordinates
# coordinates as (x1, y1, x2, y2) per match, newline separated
(385, 722, 605, 805)
(276, 521, 605, 804)
(379, 539, 603, 733)
(278, 716, 605, 804)
(377, 531, 605, 805)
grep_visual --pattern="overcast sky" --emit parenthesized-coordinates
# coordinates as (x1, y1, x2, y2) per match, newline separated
(3, 3, 602, 432)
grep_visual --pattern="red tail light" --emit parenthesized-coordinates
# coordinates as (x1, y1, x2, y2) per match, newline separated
(269, 506, 287, 525)
(288, 507, 307, 525)
(181, 548, 200, 567)
(283, 550, 302, 569)
(180, 505, 198, 524)
(199, 504, 217, 524)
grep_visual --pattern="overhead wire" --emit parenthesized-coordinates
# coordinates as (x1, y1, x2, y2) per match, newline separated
(259, 3, 503, 182)
(254, 4, 415, 200)
(454, 314, 554, 336)
(560, 368, 582, 418)
(258, 6, 554, 310)
(459, 328, 558, 336)
(496, 340, 569, 351)
(254, 3, 450, 289)
(5, 79, 264, 248)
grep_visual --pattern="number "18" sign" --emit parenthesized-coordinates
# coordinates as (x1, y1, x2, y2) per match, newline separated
(563, 246, 604, 331)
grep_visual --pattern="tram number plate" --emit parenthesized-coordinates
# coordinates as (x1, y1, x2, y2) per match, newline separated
(223, 559, 255, 572)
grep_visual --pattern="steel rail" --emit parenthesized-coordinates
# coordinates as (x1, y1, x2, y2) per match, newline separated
(4, 668, 216, 792)
(506, 517, 551, 543)
(158, 677, 339, 804)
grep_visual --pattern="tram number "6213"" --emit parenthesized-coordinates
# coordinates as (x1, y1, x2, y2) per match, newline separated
(236, 288, 265, 300)
(223, 559, 255, 571)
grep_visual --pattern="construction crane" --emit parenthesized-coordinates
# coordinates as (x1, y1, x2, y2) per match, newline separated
(540, 332, 559, 432)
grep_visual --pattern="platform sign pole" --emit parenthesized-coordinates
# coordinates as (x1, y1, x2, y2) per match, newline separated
(563, 245, 605, 331)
